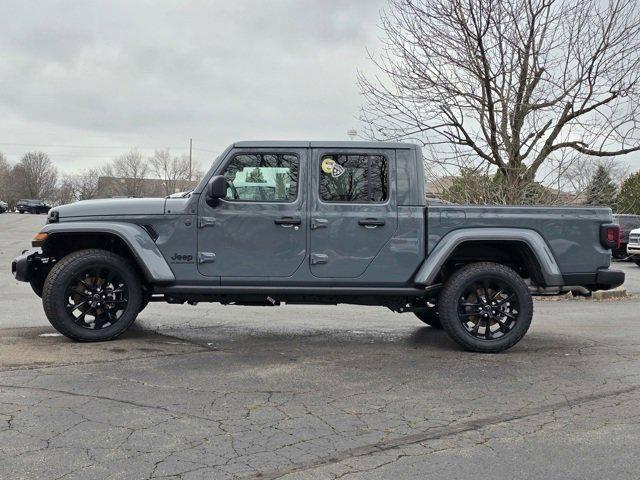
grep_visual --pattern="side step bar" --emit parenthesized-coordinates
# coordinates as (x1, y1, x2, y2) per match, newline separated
(154, 285, 426, 297)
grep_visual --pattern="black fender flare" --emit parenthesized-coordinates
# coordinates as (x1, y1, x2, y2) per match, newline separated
(413, 227, 563, 287)
(40, 222, 175, 283)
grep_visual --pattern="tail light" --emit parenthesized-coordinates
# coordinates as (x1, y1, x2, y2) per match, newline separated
(600, 223, 621, 250)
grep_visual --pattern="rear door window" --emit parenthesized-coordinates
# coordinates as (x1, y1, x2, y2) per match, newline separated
(319, 154, 388, 202)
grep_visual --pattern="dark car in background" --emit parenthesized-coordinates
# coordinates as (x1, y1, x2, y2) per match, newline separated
(16, 199, 51, 215)
(613, 214, 640, 259)
(0, 200, 8, 213)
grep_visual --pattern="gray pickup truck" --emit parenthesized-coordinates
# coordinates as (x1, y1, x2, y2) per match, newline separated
(12, 141, 624, 352)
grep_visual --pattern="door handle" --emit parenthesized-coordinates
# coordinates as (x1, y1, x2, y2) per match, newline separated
(358, 218, 385, 228)
(274, 216, 302, 227)
(310, 253, 328, 265)
(311, 218, 328, 230)
(198, 252, 216, 264)
(199, 217, 216, 228)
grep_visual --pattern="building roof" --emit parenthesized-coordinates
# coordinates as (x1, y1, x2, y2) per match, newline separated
(232, 140, 417, 150)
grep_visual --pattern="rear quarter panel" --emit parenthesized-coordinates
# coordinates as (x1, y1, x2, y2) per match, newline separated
(427, 205, 613, 274)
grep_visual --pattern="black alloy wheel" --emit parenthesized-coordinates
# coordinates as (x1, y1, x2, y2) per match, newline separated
(456, 278, 519, 340)
(64, 267, 130, 330)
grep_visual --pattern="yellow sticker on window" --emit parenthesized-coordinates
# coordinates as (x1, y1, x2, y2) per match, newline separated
(321, 158, 335, 174)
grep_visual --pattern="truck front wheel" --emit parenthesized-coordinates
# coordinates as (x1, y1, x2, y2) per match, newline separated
(42, 249, 142, 341)
(438, 262, 533, 353)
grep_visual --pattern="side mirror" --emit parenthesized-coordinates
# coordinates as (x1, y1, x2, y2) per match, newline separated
(207, 175, 228, 199)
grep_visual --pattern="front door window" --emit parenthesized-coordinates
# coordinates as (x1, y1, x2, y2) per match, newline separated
(222, 153, 299, 203)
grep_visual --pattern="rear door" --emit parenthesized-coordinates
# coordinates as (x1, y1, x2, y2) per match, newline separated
(309, 148, 397, 278)
(197, 148, 307, 278)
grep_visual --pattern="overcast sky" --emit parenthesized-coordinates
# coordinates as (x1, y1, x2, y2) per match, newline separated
(2, 0, 638, 176)
(0, 0, 388, 173)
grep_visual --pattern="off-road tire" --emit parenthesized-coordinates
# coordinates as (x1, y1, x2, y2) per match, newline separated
(30, 278, 44, 298)
(438, 262, 533, 353)
(139, 293, 151, 313)
(42, 249, 142, 341)
(635, 259, 640, 267)
(414, 309, 442, 328)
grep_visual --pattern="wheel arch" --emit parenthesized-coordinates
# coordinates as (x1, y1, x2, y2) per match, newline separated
(414, 228, 563, 287)
(40, 222, 175, 284)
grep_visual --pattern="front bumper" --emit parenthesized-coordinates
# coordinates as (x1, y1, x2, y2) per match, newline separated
(627, 244, 640, 257)
(11, 248, 41, 282)
(595, 267, 625, 290)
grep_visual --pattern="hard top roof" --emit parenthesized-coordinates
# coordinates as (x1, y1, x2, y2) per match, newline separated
(233, 140, 417, 150)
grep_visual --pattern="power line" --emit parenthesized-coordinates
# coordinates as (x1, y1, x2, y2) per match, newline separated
(0, 142, 188, 149)
(193, 147, 219, 153)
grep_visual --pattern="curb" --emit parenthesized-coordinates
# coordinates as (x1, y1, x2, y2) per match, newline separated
(537, 288, 630, 302)
(592, 288, 627, 301)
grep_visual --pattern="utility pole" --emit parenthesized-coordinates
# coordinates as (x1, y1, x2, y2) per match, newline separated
(188, 138, 193, 181)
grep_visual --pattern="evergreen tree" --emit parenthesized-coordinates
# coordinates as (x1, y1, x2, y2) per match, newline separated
(617, 172, 640, 214)
(585, 165, 617, 208)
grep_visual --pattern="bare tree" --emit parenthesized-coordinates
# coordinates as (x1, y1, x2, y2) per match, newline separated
(0, 153, 11, 201)
(53, 177, 77, 206)
(359, 0, 640, 203)
(58, 168, 101, 202)
(559, 157, 628, 199)
(149, 149, 192, 196)
(17, 151, 58, 199)
(104, 150, 149, 197)
(72, 169, 101, 201)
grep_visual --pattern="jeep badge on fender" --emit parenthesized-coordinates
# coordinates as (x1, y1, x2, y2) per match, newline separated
(171, 253, 194, 263)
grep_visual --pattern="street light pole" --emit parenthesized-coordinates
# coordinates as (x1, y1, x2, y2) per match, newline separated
(189, 138, 193, 181)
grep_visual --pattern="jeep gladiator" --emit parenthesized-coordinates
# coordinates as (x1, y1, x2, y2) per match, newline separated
(12, 141, 625, 352)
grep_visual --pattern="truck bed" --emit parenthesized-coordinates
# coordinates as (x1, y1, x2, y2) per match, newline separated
(427, 205, 613, 275)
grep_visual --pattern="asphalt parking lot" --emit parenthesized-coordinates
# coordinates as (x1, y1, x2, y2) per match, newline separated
(1, 213, 640, 479)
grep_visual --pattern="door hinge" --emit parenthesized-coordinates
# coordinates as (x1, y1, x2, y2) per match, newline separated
(199, 217, 216, 228)
(310, 253, 329, 265)
(198, 252, 216, 264)
(311, 218, 328, 230)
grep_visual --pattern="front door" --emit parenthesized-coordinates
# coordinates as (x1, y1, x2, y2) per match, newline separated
(309, 148, 397, 278)
(197, 148, 307, 277)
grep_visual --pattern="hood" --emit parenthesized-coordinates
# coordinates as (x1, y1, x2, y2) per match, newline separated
(53, 198, 167, 218)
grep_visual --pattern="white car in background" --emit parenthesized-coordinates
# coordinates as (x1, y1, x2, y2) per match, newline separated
(0, 200, 8, 213)
(628, 228, 640, 267)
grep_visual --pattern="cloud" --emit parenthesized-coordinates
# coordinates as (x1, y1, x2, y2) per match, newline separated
(0, 0, 387, 170)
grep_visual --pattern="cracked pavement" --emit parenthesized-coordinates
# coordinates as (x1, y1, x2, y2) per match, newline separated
(2, 300, 640, 480)
(2, 215, 640, 479)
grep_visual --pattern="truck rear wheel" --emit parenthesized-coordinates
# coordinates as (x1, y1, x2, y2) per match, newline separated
(42, 249, 142, 342)
(438, 262, 533, 353)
